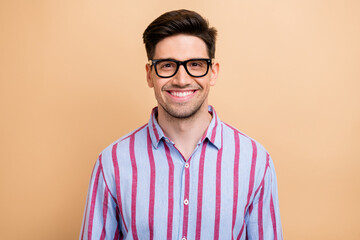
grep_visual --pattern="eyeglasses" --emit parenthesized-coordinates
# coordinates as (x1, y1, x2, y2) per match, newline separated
(149, 58, 213, 78)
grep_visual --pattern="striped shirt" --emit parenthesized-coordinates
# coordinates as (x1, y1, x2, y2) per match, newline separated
(80, 106, 282, 240)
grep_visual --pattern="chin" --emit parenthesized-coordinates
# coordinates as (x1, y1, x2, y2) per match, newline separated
(163, 104, 204, 120)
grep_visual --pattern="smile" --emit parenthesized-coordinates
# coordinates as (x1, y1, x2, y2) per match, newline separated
(169, 90, 195, 97)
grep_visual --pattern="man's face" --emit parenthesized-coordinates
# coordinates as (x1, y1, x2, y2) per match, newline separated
(146, 34, 219, 119)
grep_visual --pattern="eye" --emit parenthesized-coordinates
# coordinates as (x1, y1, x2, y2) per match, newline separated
(158, 61, 176, 70)
(188, 60, 205, 69)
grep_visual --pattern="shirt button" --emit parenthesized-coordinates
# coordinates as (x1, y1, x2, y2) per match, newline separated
(182, 237, 187, 240)
(185, 162, 189, 168)
(165, 139, 170, 143)
(184, 199, 189, 205)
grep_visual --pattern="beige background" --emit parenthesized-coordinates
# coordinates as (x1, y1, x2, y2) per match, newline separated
(1, 0, 359, 239)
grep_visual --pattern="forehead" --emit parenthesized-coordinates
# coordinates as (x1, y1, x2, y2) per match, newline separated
(153, 34, 208, 60)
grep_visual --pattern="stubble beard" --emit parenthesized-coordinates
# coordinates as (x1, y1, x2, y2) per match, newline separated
(157, 83, 209, 120)
(160, 100, 205, 120)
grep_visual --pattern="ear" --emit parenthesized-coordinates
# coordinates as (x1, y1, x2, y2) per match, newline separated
(209, 61, 219, 86)
(146, 63, 154, 88)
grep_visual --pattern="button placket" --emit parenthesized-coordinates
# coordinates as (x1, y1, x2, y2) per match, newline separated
(181, 159, 190, 240)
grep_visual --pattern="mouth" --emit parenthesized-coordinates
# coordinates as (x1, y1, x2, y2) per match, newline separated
(169, 90, 195, 97)
(165, 90, 197, 101)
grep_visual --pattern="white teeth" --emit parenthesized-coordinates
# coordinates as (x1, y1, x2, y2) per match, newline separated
(170, 91, 194, 97)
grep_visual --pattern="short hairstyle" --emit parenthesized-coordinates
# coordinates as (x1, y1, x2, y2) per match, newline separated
(143, 9, 217, 60)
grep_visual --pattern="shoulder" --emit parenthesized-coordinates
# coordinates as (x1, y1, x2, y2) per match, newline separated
(97, 124, 148, 175)
(221, 121, 273, 186)
(221, 121, 266, 148)
(92, 124, 149, 194)
(100, 123, 148, 162)
(221, 121, 270, 167)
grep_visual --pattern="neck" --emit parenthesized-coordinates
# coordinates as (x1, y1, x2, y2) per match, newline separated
(157, 105, 212, 160)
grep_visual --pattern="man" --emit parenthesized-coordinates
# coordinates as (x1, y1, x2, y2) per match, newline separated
(80, 9, 282, 240)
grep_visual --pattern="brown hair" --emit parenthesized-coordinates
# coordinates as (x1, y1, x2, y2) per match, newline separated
(143, 9, 217, 60)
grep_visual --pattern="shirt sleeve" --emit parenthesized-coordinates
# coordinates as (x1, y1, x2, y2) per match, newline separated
(80, 157, 121, 240)
(246, 155, 283, 240)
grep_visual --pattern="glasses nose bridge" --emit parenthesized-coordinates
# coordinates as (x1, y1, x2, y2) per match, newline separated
(176, 60, 189, 75)
(172, 60, 191, 81)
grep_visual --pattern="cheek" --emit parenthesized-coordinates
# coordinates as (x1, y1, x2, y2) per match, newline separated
(155, 79, 170, 90)
(198, 78, 212, 89)
(153, 83, 165, 96)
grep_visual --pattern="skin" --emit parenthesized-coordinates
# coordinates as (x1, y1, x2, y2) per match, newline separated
(146, 34, 220, 160)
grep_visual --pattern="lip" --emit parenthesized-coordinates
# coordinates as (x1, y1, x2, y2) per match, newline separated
(165, 90, 197, 102)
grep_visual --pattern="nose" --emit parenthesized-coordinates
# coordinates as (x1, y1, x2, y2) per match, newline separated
(172, 64, 192, 86)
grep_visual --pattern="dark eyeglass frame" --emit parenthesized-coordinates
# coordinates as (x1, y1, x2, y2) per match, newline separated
(148, 58, 214, 78)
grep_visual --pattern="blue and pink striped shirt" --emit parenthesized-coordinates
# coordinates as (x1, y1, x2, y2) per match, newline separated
(80, 106, 282, 239)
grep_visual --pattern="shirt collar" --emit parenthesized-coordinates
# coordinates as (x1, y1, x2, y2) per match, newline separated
(148, 106, 222, 150)
(148, 107, 165, 149)
(201, 105, 222, 149)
